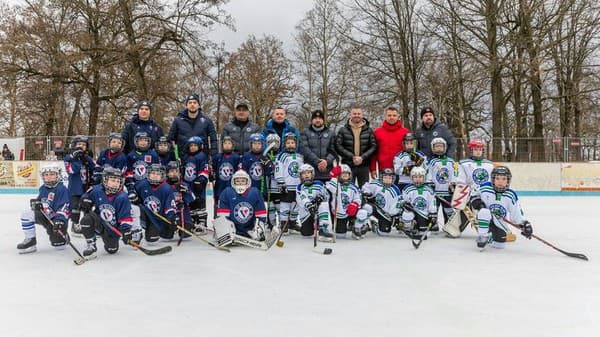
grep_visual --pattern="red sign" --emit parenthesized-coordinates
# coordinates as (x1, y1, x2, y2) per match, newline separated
(552, 138, 561, 143)
(54, 140, 62, 147)
(34, 140, 44, 145)
(571, 141, 581, 146)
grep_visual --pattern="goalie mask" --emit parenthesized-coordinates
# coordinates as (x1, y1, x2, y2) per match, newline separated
(431, 137, 447, 156)
(102, 167, 124, 195)
(283, 132, 297, 153)
(379, 168, 395, 187)
(467, 140, 486, 161)
(231, 170, 251, 194)
(410, 166, 426, 187)
(266, 133, 280, 153)
(40, 164, 61, 188)
(147, 164, 166, 186)
(491, 166, 512, 193)
(134, 132, 151, 152)
(299, 164, 315, 186)
(338, 164, 353, 184)
(108, 133, 124, 153)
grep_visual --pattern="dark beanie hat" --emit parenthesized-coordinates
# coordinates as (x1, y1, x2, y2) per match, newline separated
(136, 100, 153, 111)
(420, 106, 434, 118)
(185, 93, 200, 104)
(311, 110, 324, 120)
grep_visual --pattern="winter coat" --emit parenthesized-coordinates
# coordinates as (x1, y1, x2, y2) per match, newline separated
(415, 119, 457, 158)
(168, 109, 218, 158)
(335, 118, 377, 168)
(370, 120, 410, 172)
(262, 119, 300, 152)
(221, 118, 262, 154)
(121, 114, 164, 154)
(299, 125, 338, 180)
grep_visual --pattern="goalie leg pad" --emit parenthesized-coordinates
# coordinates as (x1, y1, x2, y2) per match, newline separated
(213, 216, 235, 247)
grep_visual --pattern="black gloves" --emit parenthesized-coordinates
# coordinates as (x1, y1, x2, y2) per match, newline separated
(79, 198, 94, 213)
(30, 199, 43, 211)
(520, 220, 533, 239)
(122, 229, 133, 245)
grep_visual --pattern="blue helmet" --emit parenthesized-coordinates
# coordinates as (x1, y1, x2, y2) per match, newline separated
(248, 133, 265, 154)
(134, 132, 151, 151)
(70, 135, 89, 150)
(185, 136, 203, 153)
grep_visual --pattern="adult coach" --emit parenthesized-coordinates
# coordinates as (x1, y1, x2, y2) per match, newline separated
(335, 107, 377, 187)
(168, 94, 218, 158)
(370, 106, 410, 178)
(220, 103, 261, 154)
(299, 110, 337, 182)
(415, 106, 456, 158)
(121, 100, 164, 154)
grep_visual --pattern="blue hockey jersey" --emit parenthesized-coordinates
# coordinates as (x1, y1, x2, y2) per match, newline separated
(64, 154, 96, 195)
(213, 152, 241, 196)
(217, 186, 267, 233)
(82, 185, 133, 233)
(134, 180, 177, 230)
(36, 183, 70, 223)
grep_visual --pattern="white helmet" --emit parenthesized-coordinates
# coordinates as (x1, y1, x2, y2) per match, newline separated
(299, 164, 315, 185)
(231, 170, 251, 194)
(339, 164, 352, 184)
(410, 166, 427, 187)
(266, 133, 280, 152)
(40, 164, 62, 188)
(431, 137, 447, 156)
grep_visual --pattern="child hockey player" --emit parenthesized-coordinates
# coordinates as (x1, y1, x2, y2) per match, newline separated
(296, 164, 333, 241)
(182, 136, 210, 234)
(212, 136, 240, 218)
(476, 166, 533, 250)
(17, 164, 70, 254)
(445, 140, 496, 238)
(64, 135, 96, 235)
(274, 132, 303, 232)
(357, 168, 403, 236)
(125, 131, 159, 191)
(214, 170, 272, 248)
(165, 161, 195, 238)
(156, 136, 175, 166)
(426, 137, 456, 230)
(401, 167, 438, 239)
(326, 164, 364, 239)
(94, 133, 128, 185)
(240, 133, 274, 193)
(264, 133, 282, 230)
(130, 164, 178, 243)
(79, 167, 135, 257)
(393, 133, 427, 190)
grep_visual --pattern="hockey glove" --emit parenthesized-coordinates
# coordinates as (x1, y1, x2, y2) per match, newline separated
(305, 202, 318, 214)
(313, 195, 324, 205)
(122, 229, 133, 245)
(259, 156, 272, 169)
(194, 177, 207, 189)
(30, 199, 43, 211)
(52, 219, 67, 234)
(177, 183, 189, 194)
(428, 214, 438, 226)
(329, 165, 342, 179)
(520, 220, 533, 239)
(128, 192, 140, 205)
(277, 181, 287, 193)
(79, 198, 94, 213)
(71, 149, 85, 160)
(402, 165, 413, 176)
(346, 201, 359, 217)
(402, 202, 414, 212)
(470, 196, 484, 210)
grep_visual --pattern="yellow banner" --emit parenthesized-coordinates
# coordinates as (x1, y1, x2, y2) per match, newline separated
(0, 161, 16, 186)
(14, 161, 39, 188)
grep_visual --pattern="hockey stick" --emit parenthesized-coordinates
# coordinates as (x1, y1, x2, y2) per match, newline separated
(151, 210, 230, 252)
(311, 209, 333, 255)
(501, 217, 588, 261)
(332, 179, 340, 243)
(412, 221, 434, 249)
(106, 223, 172, 256)
(275, 201, 296, 247)
(40, 211, 93, 265)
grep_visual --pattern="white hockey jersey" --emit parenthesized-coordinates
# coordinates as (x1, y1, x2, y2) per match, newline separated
(426, 156, 457, 196)
(479, 182, 527, 226)
(393, 150, 427, 184)
(401, 184, 438, 217)
(361, 180, 403, 217)
(296, 181, 330, 220)
(274, 152, 304, 190)
(325, 178, 362, 219)
(456, 158, 494, 195)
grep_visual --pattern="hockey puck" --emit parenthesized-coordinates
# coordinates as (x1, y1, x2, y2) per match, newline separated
(323, 248, 333, 255)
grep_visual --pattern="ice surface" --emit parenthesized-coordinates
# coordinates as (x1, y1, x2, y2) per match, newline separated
(1, 194, 598, 337)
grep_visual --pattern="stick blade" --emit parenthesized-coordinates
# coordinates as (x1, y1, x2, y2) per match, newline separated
(563, 251, 589, 261)
(138, 245, 172, 256)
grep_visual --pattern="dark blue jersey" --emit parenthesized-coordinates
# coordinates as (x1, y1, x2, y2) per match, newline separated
(82, 185, 133, 233)
(216, 186, 266, 233)
(240, 152, 273, 192)
(213, 152, 241, 196)
(126, 149, 159, 182)
(134, 180, 177, 230)
(96, 149, 128, 173)
(64, 154, 96, 195)
(158, 152, 176, 166)
(183, 152, 209, 184)
(167, 181, 195, 225)
(37, 183, 70, 223)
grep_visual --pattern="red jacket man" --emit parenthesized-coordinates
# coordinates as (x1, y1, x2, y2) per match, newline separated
(370, 107, 410, 178)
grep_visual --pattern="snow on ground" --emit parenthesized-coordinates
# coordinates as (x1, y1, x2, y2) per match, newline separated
(0, 194, 598, 337)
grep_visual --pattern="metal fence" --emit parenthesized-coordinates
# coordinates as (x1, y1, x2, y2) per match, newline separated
(12, 135, 600, 162)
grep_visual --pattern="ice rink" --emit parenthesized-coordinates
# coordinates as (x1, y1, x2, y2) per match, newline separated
(1, 194, 598, 337)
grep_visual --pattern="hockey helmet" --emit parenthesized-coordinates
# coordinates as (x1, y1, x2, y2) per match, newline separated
(108, 133, 124, 153)
(266, 133, 281, 152)
(185, 136, 203, 154)
(491, 166, 512, 193)
(403, 133, 416, 150)
(156, 136, 171, 156)
(231, 170, 251, 194)
(410, 166, 427, 187)
(40, 164, 62, 188)
(431, 137, 447, 156)
(338, 164, 353, 184)
(467, 140, 486, 161)
(166, 161, 181, 184)
(134, 132, 151, 152)
(283, 132, 297, 153)
(299, 164, 315, 185)
(221, 136, 235, 153)
(249, 133, 265, 154)
(379, 168, 396, 187)
(70, 135, 89, 151)
(102, 166, 124, 194)
(147, 164, 166, 185)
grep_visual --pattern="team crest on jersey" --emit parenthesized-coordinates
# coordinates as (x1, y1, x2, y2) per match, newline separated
(233, 201, 253, 224)
(489, 204, 507, 218)
(134, 161, 148, 179)
(435, 167, 450, 183)
(219, 162, 235, 181)
(144, 196, 161, 213)
(185, 163, 197, 181)
(47, 192, 55, 202)
(341, 194, 350, 208)
(375, 193, 386, 208)
(144, 155, 152, 163)
(98, 204, 117, 226)
(288, 162, 299, 178)
(472, 168, 489, 185)
(413, 196, 428, 211)
(249, 162, 263, 180)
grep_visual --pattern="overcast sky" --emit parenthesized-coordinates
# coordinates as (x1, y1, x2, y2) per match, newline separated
(207, 0, 315, 52)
